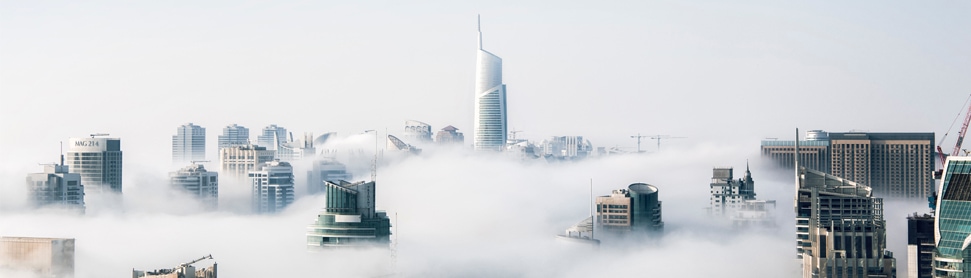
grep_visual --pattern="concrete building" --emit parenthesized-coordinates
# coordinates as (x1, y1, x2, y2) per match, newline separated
(277, 133, 316, 161)
(0, 237, 75, 277)
(539, 136, 592, 160)
(256, 124, 288, 151)
(170, 164, 219, 210)
(249, 160, 294, 214)
(172, 123, 206, 165)
(133, 255, 216, 278)
(306, 180, 392, 249)
(795, 166, 896, 277)
(26, 155, 85, 213)
(931, 156, 971, 277)
(907, 213, 934, 278)
(66, 136, 123, 193)
(435, 125, 465, 145)
(218, 145, 274, 180)
(763, 130, 935, 200)
(403, 120, 433, 144)
(473, 17, 507, 152)
(217, 124, 249, 150)
(829, 132, 934, 199)
(595, 183, 663, 234)
(709, 166, 756, 217)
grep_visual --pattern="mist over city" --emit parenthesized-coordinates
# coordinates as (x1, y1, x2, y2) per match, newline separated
(1, 1, 969, 278)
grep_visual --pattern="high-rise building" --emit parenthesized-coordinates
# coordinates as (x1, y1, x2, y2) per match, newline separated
(403, 120, 433, 143)
(0, 237, 75, 277)
(795, 166, 896, 277)
(257, 124, 288, 151)
(595, 183, 663, 234)
(170, 164, 219, 210)
(709, 166, 755, 217)
(307, 159, 351, 195)
(249, 160, 294, 214)
(172, 123, 206, 165)
(66, 136, 123, 193)
(26, 155, 85, 213)
(931, 156, 971, 277)
(306, 180, 392, 248)
(277, 133, 316, 161)
(762, 130, 934, 200)
(435, 125, 465, 145)
(828, 132, 934, 199)
(473, 16, 507, 152)
(219, 145, 275, 180)
(907, 213, 934, 278)
(217, 124, 249, 150)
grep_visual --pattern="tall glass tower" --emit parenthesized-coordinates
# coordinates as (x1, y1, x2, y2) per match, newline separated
(933, 156, 971, 277)
(218, 124, 249, 150)
(473, 16, 507, 152)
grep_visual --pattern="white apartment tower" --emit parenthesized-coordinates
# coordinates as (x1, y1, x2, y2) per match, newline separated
(66, 136, 123, 193)
(250, 160, 295, 214)
(709, 166, 755, 217)
(172, 123, 206, 164)
(473, 16, 507, 151)
(170, 163, 219, 210)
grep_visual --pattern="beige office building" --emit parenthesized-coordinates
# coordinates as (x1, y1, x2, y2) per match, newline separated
(218, 145, 274, 180)
(828, 132, 934, 199)
(0, 237, 75, 277)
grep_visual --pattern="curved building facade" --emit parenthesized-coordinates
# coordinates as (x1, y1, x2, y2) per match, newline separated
(307, 180, 392, 249)
(473, 17, 507, 152)
(933, 157, 971, 277)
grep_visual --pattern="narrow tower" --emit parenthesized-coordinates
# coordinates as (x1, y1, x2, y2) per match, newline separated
(473, 15, 508, 151)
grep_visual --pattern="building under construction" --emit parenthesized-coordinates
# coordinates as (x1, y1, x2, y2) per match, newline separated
(132, 255, 216, 278)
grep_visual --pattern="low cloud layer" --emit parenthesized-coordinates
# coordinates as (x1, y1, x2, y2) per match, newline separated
(0, 144, 926, 277)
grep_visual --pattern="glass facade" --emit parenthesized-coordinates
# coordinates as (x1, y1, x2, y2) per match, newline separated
(933, 158, 971, 277)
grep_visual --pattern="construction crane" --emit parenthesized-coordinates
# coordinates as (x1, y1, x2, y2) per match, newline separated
(649, 135, 686, 152)
(179, 254, 213, 268)
(89, 133, 109, 138)
(936, 93, 971, 176)
(630, 134, 649, 153)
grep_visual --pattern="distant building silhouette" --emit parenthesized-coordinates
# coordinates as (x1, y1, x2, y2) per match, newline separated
(306, 159, 351, 195)
(403, 120, 432, 143)
(217, 124, 249, 150)
(170, 163, 219, 210)
(26, 154, 85, 213)
(0, 237, 75, 277)
(435, 125, 465, 145)
(172, 123, 205, 165)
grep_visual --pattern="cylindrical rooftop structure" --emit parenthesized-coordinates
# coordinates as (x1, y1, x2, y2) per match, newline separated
(628, 183, 661, 232)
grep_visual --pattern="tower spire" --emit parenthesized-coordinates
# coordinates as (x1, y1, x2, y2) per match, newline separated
(477, 14, 483, 49)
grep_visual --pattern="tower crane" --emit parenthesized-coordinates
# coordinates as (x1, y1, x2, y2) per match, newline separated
(936, 93, 971, 176)
(179, 254, 213, 268)
(89, 133, 109, 138)
(630, 134, 649, 153)
(649, 135, 686, 152)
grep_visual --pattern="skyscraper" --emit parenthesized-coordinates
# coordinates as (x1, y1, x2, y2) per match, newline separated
(218, 124, 249, 150)
(473, 16, 507, 152)
(26, 155, 85, 212)
(931, 156, 971, 277)
(172, 123, 206, 164)
(762, 130, 934, 200)
(257, 124, 288, 151)
(170, 163, 219, 210)
(795, 166, 896, 277)
(306, 180, 392, 249)
(249, 160, 294, 214)
(66, 136, 123, 193)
